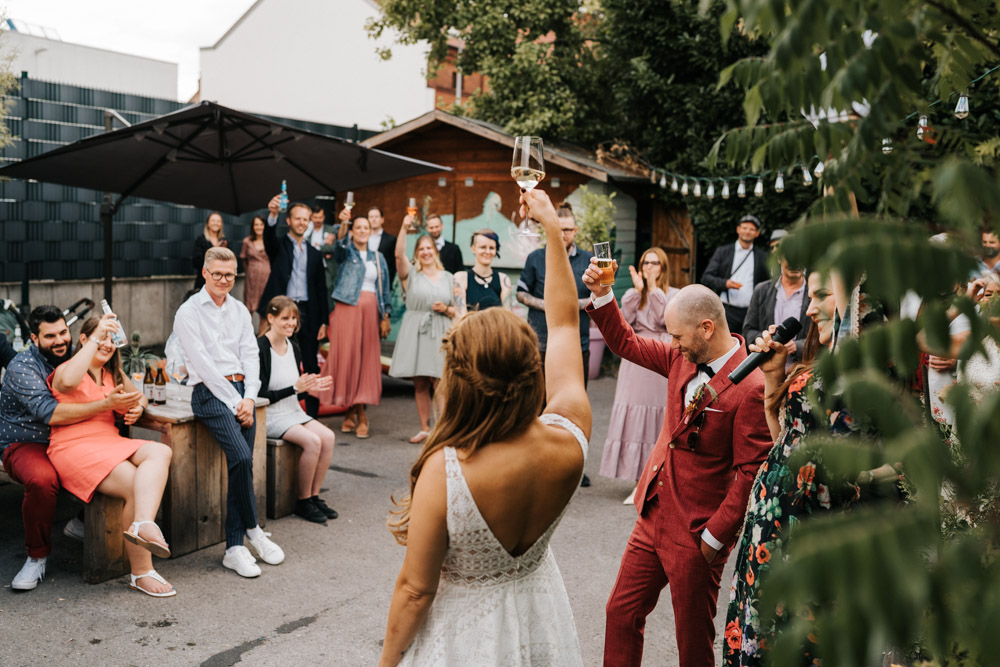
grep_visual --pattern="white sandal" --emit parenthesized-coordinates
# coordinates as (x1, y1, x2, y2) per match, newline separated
(123, 520, 171, 558)
(129, 570, 176, 598)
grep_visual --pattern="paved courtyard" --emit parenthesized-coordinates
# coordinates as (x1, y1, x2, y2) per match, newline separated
(0, 376, 734, 666)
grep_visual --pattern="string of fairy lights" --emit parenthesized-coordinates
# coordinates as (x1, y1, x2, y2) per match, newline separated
(648, 64, 1000, 200)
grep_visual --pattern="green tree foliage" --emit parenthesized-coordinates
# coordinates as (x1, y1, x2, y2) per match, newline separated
(0, 24, 17, 150)
(368, 0, 816, 259)
(711, 0, 1000, 664)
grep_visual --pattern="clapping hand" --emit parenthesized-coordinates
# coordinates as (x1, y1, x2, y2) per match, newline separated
(295, 373, 332, 393)
(123, 403, 145, 425)
(105, 384, 142, 414)
(629, 265, 644, 291)
(431, 301, 448, 314)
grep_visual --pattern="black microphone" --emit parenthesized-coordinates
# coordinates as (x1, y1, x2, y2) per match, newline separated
(727, 317, 803, 384)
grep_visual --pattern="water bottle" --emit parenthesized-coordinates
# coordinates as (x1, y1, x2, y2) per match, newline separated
(279, 179, 288, 212)
(99, 299, 129, 349)
(12, 326, 24, 352)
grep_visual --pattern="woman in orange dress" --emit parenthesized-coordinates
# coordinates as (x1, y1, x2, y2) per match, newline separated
(48, 314, 175, 597)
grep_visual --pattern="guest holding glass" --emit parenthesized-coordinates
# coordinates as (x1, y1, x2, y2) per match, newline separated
(239, 216, 271, 318)
(318, 211, 392, 439)
(48, 314, 175, 597)
(258, 296, 338, 524)
(389, 217, 457, 444)
(599, 248, 679, 504)
(452, 228, 512, 313)
(193, 211, 227, 290)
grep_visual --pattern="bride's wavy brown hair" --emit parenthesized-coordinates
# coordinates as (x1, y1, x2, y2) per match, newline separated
(387, 308, 544, 544)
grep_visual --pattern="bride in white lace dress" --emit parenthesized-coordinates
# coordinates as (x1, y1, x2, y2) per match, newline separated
(379, 189, 592, 667)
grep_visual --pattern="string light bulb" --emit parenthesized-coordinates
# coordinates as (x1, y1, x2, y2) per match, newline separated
(802, 165, 813, 185)
(721, 181, 731, 199)
(693, 180, 702, 197)
(813, 161, 825, 178)
(659, 173, 667, 188)
(955, 93, 969, 120)
(917, 115, 928, 140)
(706, 182, 716, 199)
(774, 173, 785, 193)
(737, 179, 747, 198)
(671, 176, 679, 192)
(882, 138, 893, 155)
(753, 177, 764, 197)
(680, 179, 689, 196)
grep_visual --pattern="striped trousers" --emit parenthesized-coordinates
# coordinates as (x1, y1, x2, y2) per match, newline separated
(191, 381, 259, 548)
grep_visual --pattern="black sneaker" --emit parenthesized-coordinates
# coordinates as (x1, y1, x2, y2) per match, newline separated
(312, 496, 339, 520)
(295, 498, 327, 524)
(580, 474, 591, 488)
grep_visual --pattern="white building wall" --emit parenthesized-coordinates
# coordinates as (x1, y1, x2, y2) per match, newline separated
(3, 31, 178, 99)
(199, 0, 435, 131)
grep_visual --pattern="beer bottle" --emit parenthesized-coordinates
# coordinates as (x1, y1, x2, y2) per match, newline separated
(154, 367, 167, 405)
(143, 365, 154, 403)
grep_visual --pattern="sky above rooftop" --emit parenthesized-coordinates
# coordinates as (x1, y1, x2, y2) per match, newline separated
(1, 0, 257, 101)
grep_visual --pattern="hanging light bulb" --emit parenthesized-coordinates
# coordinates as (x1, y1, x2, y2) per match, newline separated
(721, 181, 731, 199)
(802, 165, 813, 185)
(671, 176, 679, 192)
(659, 173, 667, 188)
(882, 138, 893, 154)
(706, 182, 716, 199)
(916, 114, 928, 140)
(680, 179, 689, 196)
(753, 177, 764, 197)
(813, 161, 825, 178)
(955, 93, 969, 120)
(693, 180, 702, 198)
(774, 173, 785, 193)
(737, 179, 747, 198)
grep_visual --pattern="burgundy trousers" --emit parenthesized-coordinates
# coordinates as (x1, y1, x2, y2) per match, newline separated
(2, 442, 61, 559)
(604, 495, 729, 667)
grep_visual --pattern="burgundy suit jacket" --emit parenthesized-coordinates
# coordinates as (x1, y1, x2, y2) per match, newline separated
(588, 299, 771, 550)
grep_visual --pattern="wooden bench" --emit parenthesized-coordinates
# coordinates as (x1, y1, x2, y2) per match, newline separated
(266, 438, 300, 519)
(1, 463, 128, 584)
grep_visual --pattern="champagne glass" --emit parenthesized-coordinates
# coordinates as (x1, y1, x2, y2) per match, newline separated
(511, 136, 545, 236)
(406, 197, 421, 234)
(344, 191, 355, 212)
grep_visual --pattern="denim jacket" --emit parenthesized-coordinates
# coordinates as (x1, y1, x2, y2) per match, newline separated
(331, 237, 392, 318)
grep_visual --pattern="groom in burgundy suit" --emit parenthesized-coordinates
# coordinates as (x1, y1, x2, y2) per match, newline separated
(583, 261, 771, 666)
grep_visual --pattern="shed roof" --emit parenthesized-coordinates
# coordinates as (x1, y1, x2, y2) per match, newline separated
(361, 109, 649, 184)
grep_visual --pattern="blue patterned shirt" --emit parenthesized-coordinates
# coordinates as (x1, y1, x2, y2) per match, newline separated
(0, 345, 58, 459)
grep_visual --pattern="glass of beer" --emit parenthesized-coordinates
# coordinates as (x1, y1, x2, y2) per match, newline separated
(594, 242, 615, 286)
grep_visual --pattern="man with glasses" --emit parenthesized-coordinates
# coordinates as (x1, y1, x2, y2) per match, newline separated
(174, 247, 285, 578)
(516, 202, 594, 485)
(582, 276, 771, 667)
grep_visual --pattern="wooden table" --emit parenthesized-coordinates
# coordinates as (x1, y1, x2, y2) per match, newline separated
(131, 384, 267, 559)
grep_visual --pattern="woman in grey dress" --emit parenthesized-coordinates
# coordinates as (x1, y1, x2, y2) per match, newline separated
(389, 216, 457, 444)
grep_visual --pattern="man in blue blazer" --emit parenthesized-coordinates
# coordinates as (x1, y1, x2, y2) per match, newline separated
(259, 197, 330, 418)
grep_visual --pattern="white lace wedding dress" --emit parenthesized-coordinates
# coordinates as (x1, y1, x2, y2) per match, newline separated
(399, 414, 587, 666)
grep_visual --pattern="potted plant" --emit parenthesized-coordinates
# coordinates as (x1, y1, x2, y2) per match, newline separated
(120, 331, 161, 385)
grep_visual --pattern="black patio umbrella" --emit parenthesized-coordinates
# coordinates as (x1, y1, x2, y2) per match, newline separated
(0, 100, 449, 300)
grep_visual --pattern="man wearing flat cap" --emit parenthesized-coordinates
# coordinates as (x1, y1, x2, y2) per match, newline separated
(700, 214, 770, 334)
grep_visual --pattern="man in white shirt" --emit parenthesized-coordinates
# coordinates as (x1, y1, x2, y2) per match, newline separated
(174, 246, 285, 578)
(700, 214, 771, 334)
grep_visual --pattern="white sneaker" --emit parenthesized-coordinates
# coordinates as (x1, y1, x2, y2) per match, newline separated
(246, 531, 285, 565)
(12, 557, 46, 591)
(222, 546, 261, 578)
(63, 517, 85, 542)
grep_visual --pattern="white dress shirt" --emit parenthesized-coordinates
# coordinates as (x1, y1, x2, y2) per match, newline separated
(368, 229, 384, 253)
(173, 287, 261, 414)
(307, 225, 326, 250)
(434, 235, 445, 251)
(724, 241, 755, 308)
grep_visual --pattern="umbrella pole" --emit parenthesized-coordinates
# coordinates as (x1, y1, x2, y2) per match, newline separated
(101, 194, 113, 304)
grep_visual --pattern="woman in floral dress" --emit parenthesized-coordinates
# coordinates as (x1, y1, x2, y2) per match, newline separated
(724, 272, 887, 666)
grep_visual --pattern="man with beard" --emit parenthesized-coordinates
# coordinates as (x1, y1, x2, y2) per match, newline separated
(0, 305, 141, 590)
(978, 228, 1000, 278)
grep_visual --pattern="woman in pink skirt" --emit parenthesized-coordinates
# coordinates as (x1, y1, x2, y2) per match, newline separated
(239, 215, 271, 317)
(48, 315, 175, 596)
(317, 213, 392, 438)
(599, 247, 679, 503)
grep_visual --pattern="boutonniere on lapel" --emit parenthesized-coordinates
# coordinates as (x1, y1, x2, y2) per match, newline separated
(683, 382, 719, 425)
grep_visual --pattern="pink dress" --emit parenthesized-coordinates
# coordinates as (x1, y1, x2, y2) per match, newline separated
(239, 236, 271, 314)
(47, 370, 150, 502)
(599, 286, 679, 481)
